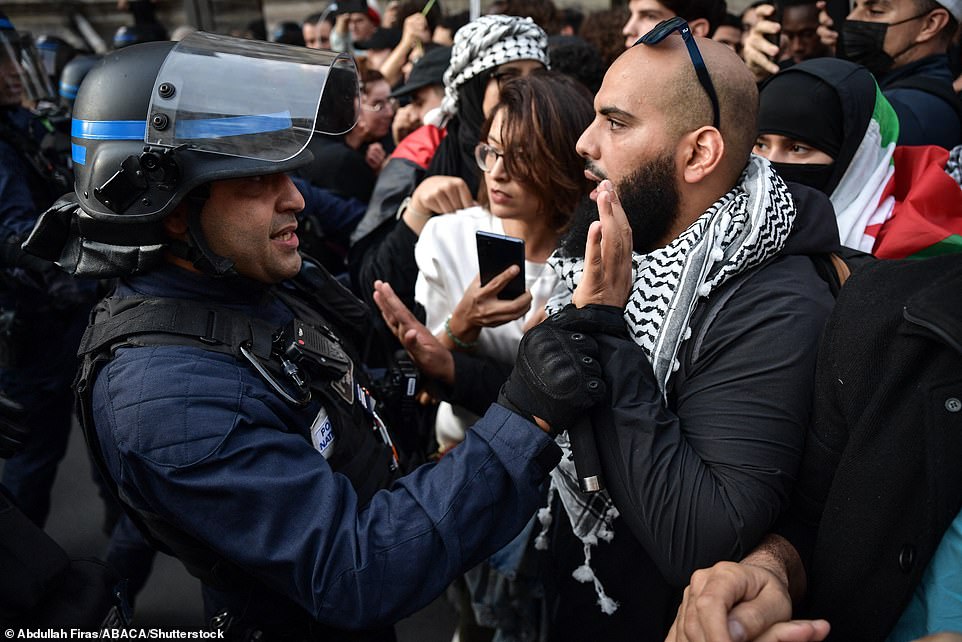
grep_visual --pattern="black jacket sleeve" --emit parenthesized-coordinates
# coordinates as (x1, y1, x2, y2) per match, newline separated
(350, 219, 421, 315)
(771, 298, 847, 571)
(591, 255, 834, 587)
(436, 351, 513, 416)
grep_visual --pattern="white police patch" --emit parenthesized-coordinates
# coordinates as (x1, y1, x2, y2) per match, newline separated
(310, 407, 336, 459)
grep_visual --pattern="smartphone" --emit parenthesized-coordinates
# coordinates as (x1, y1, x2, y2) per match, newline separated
(476, 230, 525, 300)
(765, 0, 782, 48)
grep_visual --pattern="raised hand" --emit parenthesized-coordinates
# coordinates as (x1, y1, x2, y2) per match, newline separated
(373, 280, 455, 384)
(572, 179, 633, 309)
(742, 4, 782, 80)
(815, 1, 838, 53)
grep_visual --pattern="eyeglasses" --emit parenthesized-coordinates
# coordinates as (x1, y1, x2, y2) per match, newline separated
(474, 142, 505, 173)
(362, 97, 398, 113)
(633, 17, 720, 129)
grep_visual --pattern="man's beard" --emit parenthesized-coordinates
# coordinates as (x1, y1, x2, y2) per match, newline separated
(560, 151, 681, 257)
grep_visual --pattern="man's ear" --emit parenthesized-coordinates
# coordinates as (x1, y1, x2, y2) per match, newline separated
(162, 203, 190, 240)
(679, 126, 725, 185)
(916, 7, 949, 44)
(689, 18, 711, 37)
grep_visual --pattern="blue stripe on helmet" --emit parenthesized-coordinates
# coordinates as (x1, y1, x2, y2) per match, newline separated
(174, 111, 292, 140)
(59, 83, 79, 99)
(72, 143, 87, 166)
(72, 119, 146, 141)
(0, 18, 14, 30)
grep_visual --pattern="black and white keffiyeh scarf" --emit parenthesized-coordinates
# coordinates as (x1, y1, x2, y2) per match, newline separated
(536, 156, 796, 614)
(439, 15, 549, 123)
(947, 144, 962, 187)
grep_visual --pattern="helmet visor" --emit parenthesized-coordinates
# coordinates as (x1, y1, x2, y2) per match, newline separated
(146, 31, 360, 162)
(1, 28, 55, 105)
(18, 33, 56, 102)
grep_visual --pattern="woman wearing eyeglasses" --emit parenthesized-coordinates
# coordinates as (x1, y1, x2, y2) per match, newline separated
(407, 69, 593, 641)
(413, 71, 593, 454)
(349, 14, 550, 310)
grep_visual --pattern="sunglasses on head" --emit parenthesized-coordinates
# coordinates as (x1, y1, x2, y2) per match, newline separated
(633, 16, 720, 129)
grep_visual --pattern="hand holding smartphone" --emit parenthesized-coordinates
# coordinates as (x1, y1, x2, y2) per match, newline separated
(763, 1, 783, 49)
(476, 230, 525, 300)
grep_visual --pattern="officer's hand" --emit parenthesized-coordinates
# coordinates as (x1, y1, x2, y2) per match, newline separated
(815, 1, 838, 53)
(373, 280, 455, 384)
(742, 4, 781, 81)
(499, 305, 609, 432)
(572, 180, 633, 310)
(0, 392, 28, 459)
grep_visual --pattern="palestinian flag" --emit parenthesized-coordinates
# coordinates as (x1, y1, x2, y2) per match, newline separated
(866, 145, 962, 259)
(833, 84, 962, 259)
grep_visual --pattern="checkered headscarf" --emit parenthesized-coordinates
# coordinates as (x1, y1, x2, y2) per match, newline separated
(440, 15, 549, 120)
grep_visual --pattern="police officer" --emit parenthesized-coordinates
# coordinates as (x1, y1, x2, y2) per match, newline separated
(0, 11, 96, 528)
(23, 34, 611, 638)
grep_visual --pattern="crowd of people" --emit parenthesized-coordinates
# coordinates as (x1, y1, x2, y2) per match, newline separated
(1, 0, 961, 639)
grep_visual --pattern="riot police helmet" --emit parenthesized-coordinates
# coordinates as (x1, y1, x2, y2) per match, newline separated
(70, 33, 359, 239)
(22, 32, 360, 277)
(35, 35, 76, 87)
(112, 23, 169, 50)
(58, 53, 99, 107)
(0, 15, 60, 104)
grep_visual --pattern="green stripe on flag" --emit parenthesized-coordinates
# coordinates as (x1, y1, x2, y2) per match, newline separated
(874, 84, 900, 148)
(907, 234, 962, 259)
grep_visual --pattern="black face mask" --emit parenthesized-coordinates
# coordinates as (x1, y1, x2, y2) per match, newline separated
(770, 161, 836, 194)
(841, 14, 926, 78)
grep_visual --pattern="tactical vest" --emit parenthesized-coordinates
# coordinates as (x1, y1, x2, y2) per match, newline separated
(76, 264, 401, 641)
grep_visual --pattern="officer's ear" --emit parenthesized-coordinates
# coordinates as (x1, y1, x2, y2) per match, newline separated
(162, 203, 190, 241)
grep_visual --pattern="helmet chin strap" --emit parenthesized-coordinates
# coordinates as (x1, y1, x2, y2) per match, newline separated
(167, 188, 237, 277)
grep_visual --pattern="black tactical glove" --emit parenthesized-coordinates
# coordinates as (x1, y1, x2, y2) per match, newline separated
(0, 392, 28, 459)
(546, 303, 629, 339)
(499, 304, 609, 433)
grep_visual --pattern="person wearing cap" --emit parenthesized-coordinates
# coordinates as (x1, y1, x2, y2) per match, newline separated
(388, 44, 449, 144)
(22, 32, 620, 637)
(754, 57, 962, 260)
(349, 15, 549, 313)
